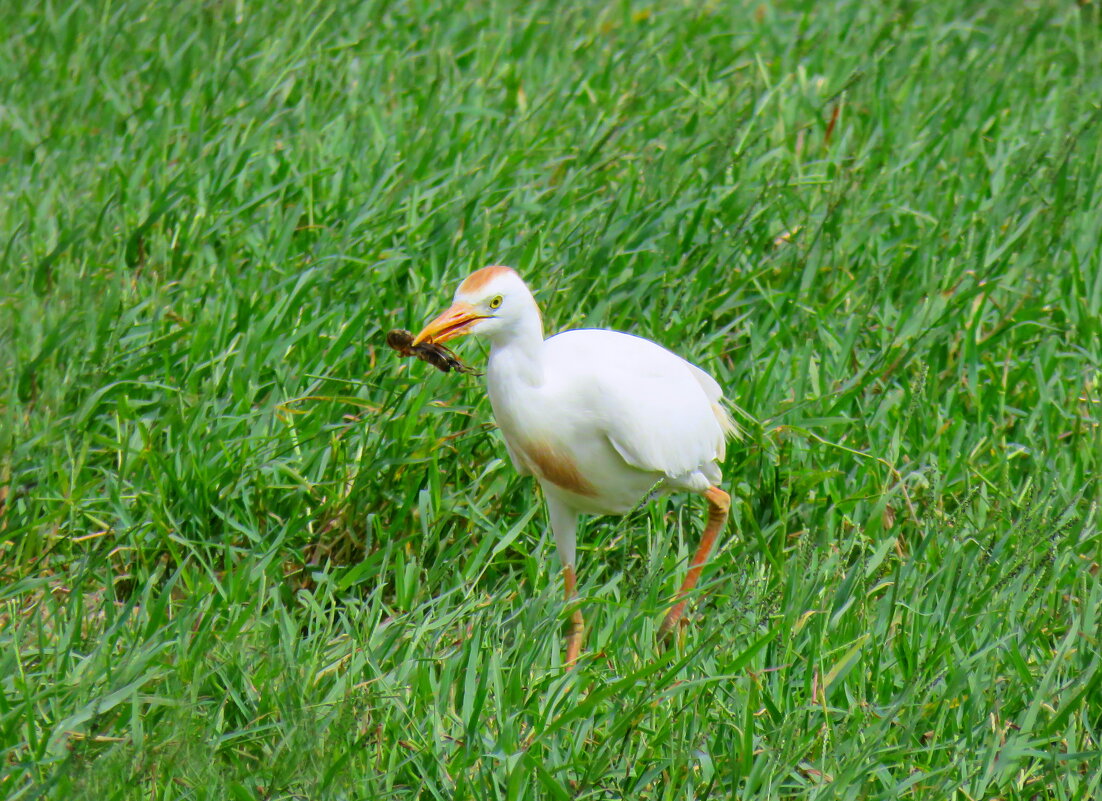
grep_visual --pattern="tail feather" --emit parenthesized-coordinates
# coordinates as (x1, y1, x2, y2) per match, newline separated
(712, 401, 744, 441)
(684, 358, 745, 443)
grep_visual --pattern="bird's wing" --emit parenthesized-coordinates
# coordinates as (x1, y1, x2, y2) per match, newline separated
(545, 330, 728, 481)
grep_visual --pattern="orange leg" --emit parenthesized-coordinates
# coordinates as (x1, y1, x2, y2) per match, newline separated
(659, 486, 730, 641)
(563, 565, 585, 668)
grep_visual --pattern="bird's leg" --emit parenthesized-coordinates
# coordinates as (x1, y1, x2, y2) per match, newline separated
(563, 564, 585, 668)
(547, 496, 584, 667)
(659, 485, 730, 641)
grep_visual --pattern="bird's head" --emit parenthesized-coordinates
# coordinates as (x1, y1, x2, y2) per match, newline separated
(413, 265, 539, 347)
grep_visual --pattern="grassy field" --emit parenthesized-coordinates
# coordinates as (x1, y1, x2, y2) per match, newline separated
(3, 0, 1101, 797)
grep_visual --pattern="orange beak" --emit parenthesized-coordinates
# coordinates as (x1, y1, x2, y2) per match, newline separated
(412, 301, 485, 346)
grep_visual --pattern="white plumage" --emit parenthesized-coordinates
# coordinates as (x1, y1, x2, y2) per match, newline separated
(414, 265, 737, 665)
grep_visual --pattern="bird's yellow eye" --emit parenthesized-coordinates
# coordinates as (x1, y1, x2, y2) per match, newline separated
(488, 295, 503, 310)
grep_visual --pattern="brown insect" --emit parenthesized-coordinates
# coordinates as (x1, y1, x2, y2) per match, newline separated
(386, 329, 480, 375)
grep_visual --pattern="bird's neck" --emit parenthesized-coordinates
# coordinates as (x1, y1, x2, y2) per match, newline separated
(487, 311, 545, 386)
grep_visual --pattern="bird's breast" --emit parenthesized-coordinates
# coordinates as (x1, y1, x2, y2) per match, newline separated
(488, 379, 596, 496)
(487, 379, 657, 514)
(512, 437, 597, 497)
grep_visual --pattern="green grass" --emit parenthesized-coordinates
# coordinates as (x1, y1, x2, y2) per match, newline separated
(2, 0, 1101, 797)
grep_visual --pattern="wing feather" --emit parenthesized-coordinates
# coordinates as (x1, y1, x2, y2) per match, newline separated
(545, 330, 731, 481)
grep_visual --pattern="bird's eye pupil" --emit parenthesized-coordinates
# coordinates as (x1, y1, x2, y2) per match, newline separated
(490, 295, 503, 309)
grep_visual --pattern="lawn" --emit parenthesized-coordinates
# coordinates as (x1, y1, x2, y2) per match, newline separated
(2, 0, 1101, 798)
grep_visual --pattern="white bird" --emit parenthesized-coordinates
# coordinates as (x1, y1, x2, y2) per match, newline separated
(413, 266, 739, 666)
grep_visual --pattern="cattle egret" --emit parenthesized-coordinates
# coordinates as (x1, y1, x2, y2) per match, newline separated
(413, 266, 739, 666)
